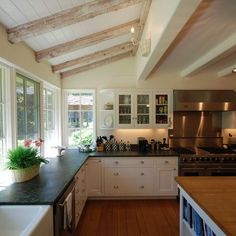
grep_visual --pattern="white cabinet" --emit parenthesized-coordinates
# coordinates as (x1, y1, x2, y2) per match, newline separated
(86, 158, 103, 196)
(116, 91, 152, 128)
(154, 91, 173, 128)
(103, 157, 154, 195)
(156, 157, 178, 196)
(75, 165, 87, 227)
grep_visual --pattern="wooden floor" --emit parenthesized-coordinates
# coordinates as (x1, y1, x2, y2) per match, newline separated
(76, 199, 179, 236)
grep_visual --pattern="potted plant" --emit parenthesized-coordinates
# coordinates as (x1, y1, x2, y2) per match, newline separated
(6, 139, 49, 183)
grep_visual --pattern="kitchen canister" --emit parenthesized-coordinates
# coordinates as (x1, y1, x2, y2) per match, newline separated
(119, 140, 125, 151)
(112, 141, 118, 151)
(104, 141, 111, 151)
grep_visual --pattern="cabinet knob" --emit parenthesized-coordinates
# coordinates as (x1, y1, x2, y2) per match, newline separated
(165, 160, 169, 164)
(113, 172, 119, 176)
(173, 168, 176, 171)
(114, 186, 119, 189)
(140, 172, 144, 176)
(140, 161, 144, 164)
(140, 185, 144, 189)
(98, 160, 101, 163)
(115, 161, 119, 164)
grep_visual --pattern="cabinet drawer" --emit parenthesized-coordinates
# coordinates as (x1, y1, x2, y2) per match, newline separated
(104, 158, 154, 166)
(156, 157, 177, 166)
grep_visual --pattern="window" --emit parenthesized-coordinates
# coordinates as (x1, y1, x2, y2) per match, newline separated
(64, 90, 95, 147)
(16, 73, 40, 144)
(43, 87, 59, 156)
(0, 67, 5, 169)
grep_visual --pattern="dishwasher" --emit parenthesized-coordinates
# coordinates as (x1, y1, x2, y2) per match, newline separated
(54, 179, 76, 236)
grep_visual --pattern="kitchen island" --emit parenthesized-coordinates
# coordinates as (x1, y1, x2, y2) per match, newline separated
(176, 176, 236, 236)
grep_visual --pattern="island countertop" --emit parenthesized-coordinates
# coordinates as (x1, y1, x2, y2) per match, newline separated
(0, 149, 178, 205)
(176, 176, 236, 236)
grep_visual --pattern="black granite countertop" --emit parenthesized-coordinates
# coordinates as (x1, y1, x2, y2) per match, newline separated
(0, 149, 178, 205)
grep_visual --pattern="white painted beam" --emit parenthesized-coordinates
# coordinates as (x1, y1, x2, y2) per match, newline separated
(218, 64, 236, 77)
(181, 33, 236, 77)
(137, 0, 202, 81)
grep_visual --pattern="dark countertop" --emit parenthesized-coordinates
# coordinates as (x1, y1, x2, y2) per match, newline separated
(0, 149, 178, 205)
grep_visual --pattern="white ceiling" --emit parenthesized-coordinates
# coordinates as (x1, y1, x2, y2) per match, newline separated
(0, 0, 236, 79)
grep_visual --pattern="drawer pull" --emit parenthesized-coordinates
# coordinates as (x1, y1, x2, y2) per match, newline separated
(98, 160, 101, 163)
(114, 185, 119, 189)
(115, 161, 119, 164)
(140, 161, 144, 164)
(165, 160, 169, 164)
(173, 168, 176, 171)
(140, 172, 144, 176)
(140, 185, 144, 189)
(113, 172, 119, 176)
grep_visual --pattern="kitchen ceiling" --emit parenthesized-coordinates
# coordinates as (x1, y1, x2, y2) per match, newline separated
(0, 0, 235, 80)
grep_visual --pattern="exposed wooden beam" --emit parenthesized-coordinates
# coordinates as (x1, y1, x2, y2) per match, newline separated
(36, 20, 140, 62)
(61, 52, 132, 78)
(52, 42, 133, 73)
(133, 0, 152, 55)
(7, 0, 144, 43)
(181, 33, 236, 77)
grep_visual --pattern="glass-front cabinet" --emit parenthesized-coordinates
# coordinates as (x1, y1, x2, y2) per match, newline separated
(116, 92, 152, 128)
(154, 92, 172, 128)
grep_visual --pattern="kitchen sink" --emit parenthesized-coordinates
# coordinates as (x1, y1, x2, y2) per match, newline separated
(0, 205, 53, 236)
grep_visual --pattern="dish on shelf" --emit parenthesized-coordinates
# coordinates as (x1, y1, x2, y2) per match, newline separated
(104, 114, 113, 128)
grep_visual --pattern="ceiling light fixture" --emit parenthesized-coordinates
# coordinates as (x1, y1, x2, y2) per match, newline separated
(232, 67, 236, 73)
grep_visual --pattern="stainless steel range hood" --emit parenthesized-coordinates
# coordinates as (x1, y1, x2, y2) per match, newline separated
(173, 90, 236, 111)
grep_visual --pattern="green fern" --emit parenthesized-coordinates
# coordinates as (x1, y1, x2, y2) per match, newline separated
(6, 146, 49, 170)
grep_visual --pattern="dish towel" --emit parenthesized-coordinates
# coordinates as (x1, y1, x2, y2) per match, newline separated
(63, 192, 73, 230)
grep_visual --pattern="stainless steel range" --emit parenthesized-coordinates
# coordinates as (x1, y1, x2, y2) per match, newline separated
(173, 147, 236, 176)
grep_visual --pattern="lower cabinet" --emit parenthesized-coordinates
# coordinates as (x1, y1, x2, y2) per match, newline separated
(75, 165, 87, 227)
(86, 158, 103, 196)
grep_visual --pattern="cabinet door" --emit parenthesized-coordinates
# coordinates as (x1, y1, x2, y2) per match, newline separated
(135, 93, 152, 127)
(154, 91, 173, 128)
(86, 159, 102, 196)
(116, 92, 133, 128)
(156, 167, 177, 196)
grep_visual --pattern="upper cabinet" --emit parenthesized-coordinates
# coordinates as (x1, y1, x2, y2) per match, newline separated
(116, 91, 152, 128)
(154, 91, 173, 128)
(98, 89, 173, 129)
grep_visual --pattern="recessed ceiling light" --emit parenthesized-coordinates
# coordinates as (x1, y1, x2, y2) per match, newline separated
(232, 67, 236, 73)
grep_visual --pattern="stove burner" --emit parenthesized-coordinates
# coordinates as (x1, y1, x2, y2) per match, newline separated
(171, 147, 196, 154)
(199, 147, 236, 154)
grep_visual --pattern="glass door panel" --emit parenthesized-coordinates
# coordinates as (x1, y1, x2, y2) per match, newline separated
(118, 94, 132, 125)
(136, 94, 150, 125)
(155, 94, 168, 125)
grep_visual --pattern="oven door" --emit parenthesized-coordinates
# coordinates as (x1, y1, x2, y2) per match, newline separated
(179, 167, 205, 176)
(206, 167, 236, 176)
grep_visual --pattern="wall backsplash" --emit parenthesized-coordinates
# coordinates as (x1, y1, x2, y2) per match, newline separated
(98, 128, 168, 144)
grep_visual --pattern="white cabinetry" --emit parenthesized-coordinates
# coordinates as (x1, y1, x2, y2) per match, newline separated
(116, 91, 152, 128)
(104, 158, 154, 195)
(86, 158, 103, 196)
(156, 157, 178, 196)
(75, 165, 87, 227)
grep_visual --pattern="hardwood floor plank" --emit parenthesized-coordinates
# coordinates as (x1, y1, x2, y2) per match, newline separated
(75, 199, 179, 236)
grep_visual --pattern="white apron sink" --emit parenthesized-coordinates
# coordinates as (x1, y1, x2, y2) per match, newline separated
(0, 205, 53, 236)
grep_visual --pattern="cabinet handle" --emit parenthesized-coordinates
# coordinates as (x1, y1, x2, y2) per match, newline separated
(165, 160, 169, 164)
(113, 172, 119, 176)
(114, 186, 119, 189)
(140, 161, 144, 164)
(115, 161, 119, 164)
(173, 168, 176, 171)
(140, 172, 144, 176)
(98, 160, 101, 163)
(140, 185, 144, 189)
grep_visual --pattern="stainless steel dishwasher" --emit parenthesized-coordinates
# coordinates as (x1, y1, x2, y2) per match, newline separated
(54, 179, 76, 236)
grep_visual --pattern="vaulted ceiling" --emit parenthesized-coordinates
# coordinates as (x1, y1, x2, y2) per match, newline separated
(0, 0, 151, 79)
(0, 0, 236, 81)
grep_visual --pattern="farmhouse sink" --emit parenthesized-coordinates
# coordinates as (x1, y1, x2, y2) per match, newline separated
(0, 205, 53, 236)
